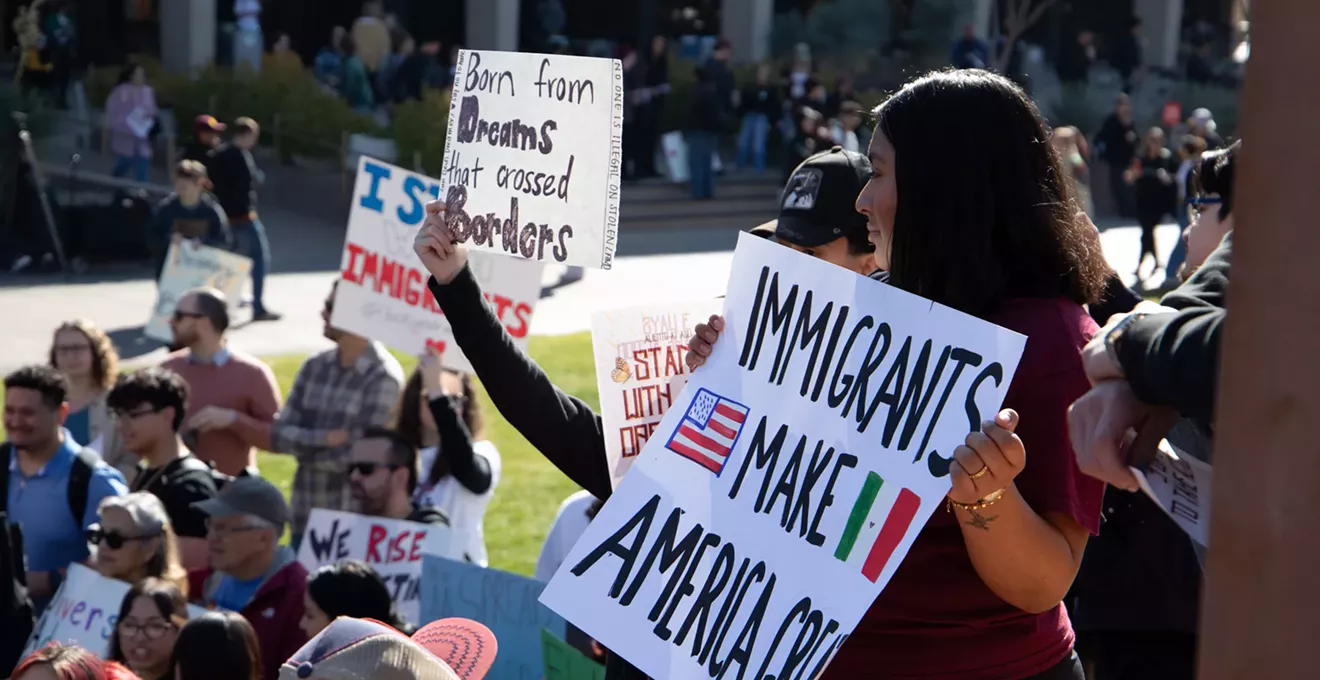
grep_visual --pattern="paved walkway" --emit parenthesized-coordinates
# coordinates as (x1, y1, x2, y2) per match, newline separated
(0, 219, 1180, 373)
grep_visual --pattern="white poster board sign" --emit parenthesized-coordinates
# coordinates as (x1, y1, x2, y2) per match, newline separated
(440, 49, 622, 270)
(24, 563, 207, 658)
(297, 509, 460, 625)
(541, 234, 1027, 679)
(1133, 440, 1213, 547)
(145, 241, 252, 342)
(591, 299, 724, 489)
(334, 157, 545, 373)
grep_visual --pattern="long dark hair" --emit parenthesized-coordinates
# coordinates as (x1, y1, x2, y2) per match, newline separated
(108, 578, 188, 666)
(117, 63, 143, 85)
(172, 612, 262, 680)
(873, 69, 1108, 317)
(393, 369, 485, 487)
(306, 560, 413, 634)
(1192, 139, 1240, 220)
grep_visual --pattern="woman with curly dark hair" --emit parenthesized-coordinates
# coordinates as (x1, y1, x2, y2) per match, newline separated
(48, 320, 133, 476)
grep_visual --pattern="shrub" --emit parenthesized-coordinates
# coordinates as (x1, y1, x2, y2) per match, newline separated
(85, 54, 377, 161)
(390, 88, 452, 176)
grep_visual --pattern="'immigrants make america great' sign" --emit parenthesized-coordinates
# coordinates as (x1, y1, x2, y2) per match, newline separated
(541, 234, 1027, 679)
(441, 49, 622, 270)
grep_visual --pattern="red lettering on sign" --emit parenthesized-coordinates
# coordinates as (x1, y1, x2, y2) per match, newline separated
(410, 530, 427, 562)
(366, 524, 388, 563)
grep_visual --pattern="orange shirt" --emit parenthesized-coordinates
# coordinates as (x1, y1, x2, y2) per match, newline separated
(162, 348, 282, 476)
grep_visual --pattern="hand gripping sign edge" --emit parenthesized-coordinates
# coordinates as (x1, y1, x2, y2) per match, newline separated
(663, 387, 750, 475)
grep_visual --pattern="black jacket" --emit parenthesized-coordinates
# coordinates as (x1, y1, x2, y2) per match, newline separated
(428, 267, 640, 678)
(1116, 232, 1230, 423)
(208, 143, 264, 220)
(0, 515, 33, 676)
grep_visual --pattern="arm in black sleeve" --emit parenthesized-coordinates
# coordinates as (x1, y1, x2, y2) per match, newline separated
(1089, 272, 1143, 325)
(427, 267, 614, 500)
(426, 394, 492, 494)
(1116, 234, 1232, 419)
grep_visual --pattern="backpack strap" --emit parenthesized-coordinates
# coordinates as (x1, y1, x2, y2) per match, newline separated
(66, 446, 101, 525)
(0, 443, 11, 514)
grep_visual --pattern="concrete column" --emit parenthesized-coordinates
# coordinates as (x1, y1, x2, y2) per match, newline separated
(721, 0, 773, 64)
(1135, 0, 1182, 68)
(466, 0, 519, 51)
(159, 0, 217, 75)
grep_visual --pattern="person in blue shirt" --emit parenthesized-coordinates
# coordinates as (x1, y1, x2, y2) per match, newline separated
(3, 365, 127, 609)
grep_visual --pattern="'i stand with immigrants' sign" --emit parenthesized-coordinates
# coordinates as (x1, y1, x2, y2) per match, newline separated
(541, 234, 1027, 679)
(441, 49, 622, 269)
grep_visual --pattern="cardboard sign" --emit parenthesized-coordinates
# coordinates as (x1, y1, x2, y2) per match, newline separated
(592, 299, 724, 488)
(542, 628, 606, 680)
(541, 234, 1027, 679)
(335, 157, 545, 372)
(146, 241, 252, 342)
(440, 49, 622, 270)
(420, 555, 567, 680)
(24, 563, 207, 658)
(297, 509, 459, 625)
(1134, 440, 1214, 547)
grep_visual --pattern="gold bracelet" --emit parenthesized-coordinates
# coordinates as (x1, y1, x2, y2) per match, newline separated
(946, 487, 1007, 513)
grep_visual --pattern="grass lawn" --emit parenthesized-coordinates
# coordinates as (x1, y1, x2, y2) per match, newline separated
(258, 332, 597, 577)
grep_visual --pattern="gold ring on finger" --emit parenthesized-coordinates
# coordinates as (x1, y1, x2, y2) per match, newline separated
(969, 466, 990, 480)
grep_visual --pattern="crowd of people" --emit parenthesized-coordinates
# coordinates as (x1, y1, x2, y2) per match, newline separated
(4, 16, 1240, 678)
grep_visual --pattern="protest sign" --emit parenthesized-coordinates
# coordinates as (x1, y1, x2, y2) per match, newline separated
(298, 509, 459, 624)
(1134, 440, 1214, 547)
(541, 233, 1027, 679)
(334, 157, 545, 372)
(592, 299, 724, 488)
(542, 628, 606, 680)
(145, 240, 252, 342)
(420, 555, 567, 680)
(24, 563, 207, 658)
(440, 49, 622, 270)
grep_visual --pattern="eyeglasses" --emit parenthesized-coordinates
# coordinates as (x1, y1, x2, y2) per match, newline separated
(118, 618, 176, 640)
(87, 525, 158, 550)
(113, 406, 162, 421)
(1186, 196, 1223, 219)
(347, 462, 401, 477)
(204, 518, 269, 537)
(172, 310, 206, 321)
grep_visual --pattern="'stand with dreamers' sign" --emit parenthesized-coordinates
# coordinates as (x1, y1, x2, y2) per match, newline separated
(298, 509, 460, 625)
(441, 49, 622, 270)
(592, 299, 724, 489)
(335, 157, 545, 372)
(541, 233, 1027, 679)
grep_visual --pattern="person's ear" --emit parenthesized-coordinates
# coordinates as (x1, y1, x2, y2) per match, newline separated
(58, 401, 70, 424)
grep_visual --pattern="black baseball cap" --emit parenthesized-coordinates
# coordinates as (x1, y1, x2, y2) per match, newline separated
(775, 146, 871, 248)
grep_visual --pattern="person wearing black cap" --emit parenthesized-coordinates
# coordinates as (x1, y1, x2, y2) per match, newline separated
(772, 146, 878, 276)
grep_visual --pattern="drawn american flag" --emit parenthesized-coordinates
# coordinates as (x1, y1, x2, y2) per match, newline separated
(664, 388, 750, 474)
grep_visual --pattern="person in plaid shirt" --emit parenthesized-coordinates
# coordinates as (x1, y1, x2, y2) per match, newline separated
(270, 282, 404, 542)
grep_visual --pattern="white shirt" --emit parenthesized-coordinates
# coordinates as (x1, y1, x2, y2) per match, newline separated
(415, 440, 501, 566)
(535, 490, 598, 582)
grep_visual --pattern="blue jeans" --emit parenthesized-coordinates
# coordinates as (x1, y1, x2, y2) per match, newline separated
(737, 114, 770, 172)
(230, 218, 271, 314)
(687, 131, 717, 199)
(1164, 206, 1189, 280)
(112, 154, 149, 182)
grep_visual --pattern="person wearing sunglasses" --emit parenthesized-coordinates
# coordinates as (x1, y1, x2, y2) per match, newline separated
(90, 492, 188, 596)
(391, 348, 498, 566)
(161, 288, 281, 479)
(346, 427, 448, 528)
(108, 577, 189, 680)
